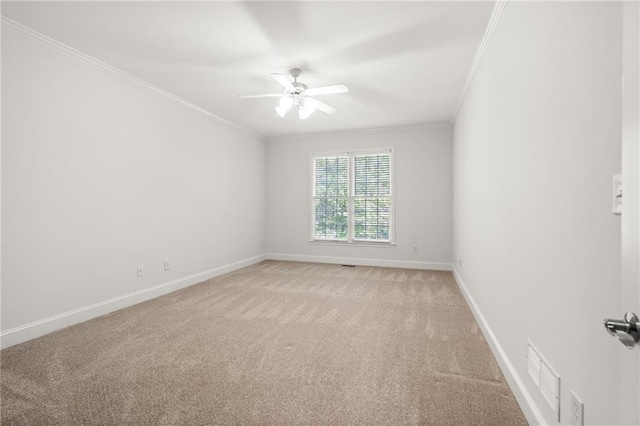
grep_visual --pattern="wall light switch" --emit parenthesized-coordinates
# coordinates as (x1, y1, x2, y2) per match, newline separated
(163, 260, 170, 271)
(613, 174, 622, 215)
(136, 266, 144, 277)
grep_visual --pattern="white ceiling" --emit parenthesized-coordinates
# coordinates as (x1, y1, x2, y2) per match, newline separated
(3, 1, 494, 137)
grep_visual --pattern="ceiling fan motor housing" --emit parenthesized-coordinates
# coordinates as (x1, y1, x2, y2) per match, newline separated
(292, 82, 307, 93)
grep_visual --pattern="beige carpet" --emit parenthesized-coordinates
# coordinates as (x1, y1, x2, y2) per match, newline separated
(1, 261, 527, 425)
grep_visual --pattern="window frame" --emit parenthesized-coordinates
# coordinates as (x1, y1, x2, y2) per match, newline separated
(309, 148, 395, 246)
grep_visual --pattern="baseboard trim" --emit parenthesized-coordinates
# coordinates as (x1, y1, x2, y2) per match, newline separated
(451, 266, 545, 425)
(0, 254, 267, 349)
(266, 253, 451, 271)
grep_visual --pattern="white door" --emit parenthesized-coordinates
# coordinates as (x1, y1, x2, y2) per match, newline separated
(616, 2, 640, 424)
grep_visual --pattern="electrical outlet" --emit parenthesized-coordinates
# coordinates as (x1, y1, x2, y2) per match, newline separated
(136, 266, 144, 277)
(163, 260, 170, 271)
(259, 240, 264, 249)
(571, 391, 584, 426)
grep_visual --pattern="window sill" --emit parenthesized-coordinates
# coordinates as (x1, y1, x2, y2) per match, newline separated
(309, 240, 396, 248)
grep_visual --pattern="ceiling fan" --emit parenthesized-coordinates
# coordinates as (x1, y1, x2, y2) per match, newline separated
(238, 68, 348, 120)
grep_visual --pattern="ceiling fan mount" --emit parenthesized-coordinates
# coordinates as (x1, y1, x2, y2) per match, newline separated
(289, 68, 302, 80)
(237, 68, 349, 119)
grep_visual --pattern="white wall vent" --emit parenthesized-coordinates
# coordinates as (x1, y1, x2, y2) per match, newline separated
(527, 341, 561, 421)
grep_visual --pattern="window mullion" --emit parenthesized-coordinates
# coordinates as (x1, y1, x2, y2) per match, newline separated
(348, 152, 354, 243)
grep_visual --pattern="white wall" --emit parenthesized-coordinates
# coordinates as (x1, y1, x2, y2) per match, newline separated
(453, 2, 623, 425)
(267, 125, 452, 269)
(1, 27, 267, 346)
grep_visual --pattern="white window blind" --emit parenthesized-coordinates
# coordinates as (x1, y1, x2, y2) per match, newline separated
(353, 153, 391, 241)
(313, 155, 349, 240)
(312, 150, 393, 243)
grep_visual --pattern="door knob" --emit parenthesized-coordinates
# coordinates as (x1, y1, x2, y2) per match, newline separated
(603, 312, 640, 349)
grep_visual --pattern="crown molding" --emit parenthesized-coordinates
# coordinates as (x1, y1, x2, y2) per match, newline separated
(266, 121, 451, 142)
(450, 0, 508, 124)
(1, 16, 261, 138)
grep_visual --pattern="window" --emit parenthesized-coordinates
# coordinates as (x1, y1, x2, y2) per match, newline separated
(312, 149, 393, 244)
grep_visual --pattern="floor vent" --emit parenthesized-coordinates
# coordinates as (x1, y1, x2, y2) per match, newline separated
(527, 340, 560, 421)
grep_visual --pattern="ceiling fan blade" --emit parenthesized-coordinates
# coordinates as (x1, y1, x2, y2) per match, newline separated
(312, 99, 337, 115)
(305, 84, 349, 96)
(270, 73, 296, 92)
(237, 93, 282, 99)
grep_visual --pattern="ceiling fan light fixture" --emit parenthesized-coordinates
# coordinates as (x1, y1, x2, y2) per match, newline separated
(275, 105, 288, 118)
(298, 99, 317, 120)
(242, 69, 344, 120)
(275, 96, 293, 118)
